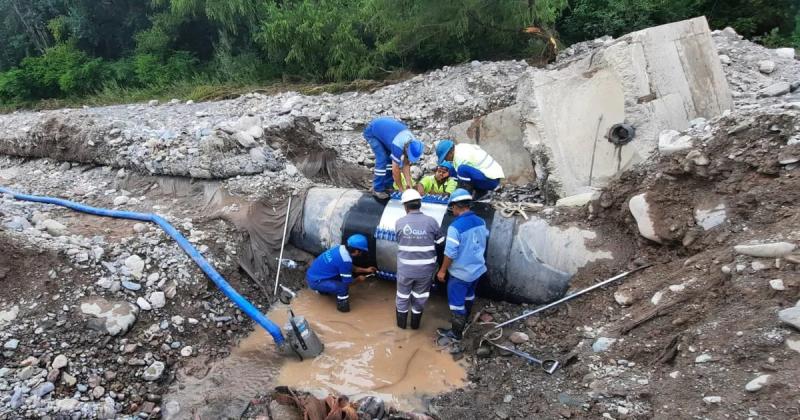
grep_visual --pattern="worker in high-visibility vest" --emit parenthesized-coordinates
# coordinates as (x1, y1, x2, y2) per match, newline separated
(435, 140, 504, 200)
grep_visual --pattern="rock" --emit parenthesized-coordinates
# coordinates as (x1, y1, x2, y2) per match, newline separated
(0, 305, 19, 325)
(96, 277, 113, 289)
(453, 94, 467, 104)
(52, 354, 69, 369)
(694, 203, 727, 230)
(686, 149, 709, 166)
(33, 381, 55, 397)
(703, 396, 722, 404)
(751, 260, 769, 271)
(4, 215, 32, 231)
(694, 353, 714, 363)
(125, 255, 145, 279)
(143, 361, 165, 381)
(62, 372, 77, 386)
(3, 338, 19, 350)
(285, 164, 298, 176)
(719, 54, 731, 65)
(133, 223, 147, 233)
(769, 279, 785, 291)
(148, 100, 159, 107)
(745, 374, 772, 392)
(47, 367, 60, 382)
(774, 47, 796, 59)
(136, 297, 152, 311)
(778, 307, 800, 330)
(614, 291, 633, 306)
(234, 131, 257, 148)
(758, 82, 791, 98)
(148, 291, 166, 309)
(171, 315, 185, 325)
(113, 196, 129, 206)
(629, 193, 661, 243)
(17, 365, 37, 380)
(555, 192, 596, 207)
(92, 385, 105, 399)
(40, 219, 68, 236)
(180, 346, 193, 357)
(734, 242, 796, 258)
(122, 280, 142, 291)
(658, 130, 693, 154)
(509, 332, 529, 344)
(56, 398, 81, 412)
(758, 60, 776, 74)
(651, 291, 664, 305)
(592, 337, 616, 353)
(80, 296, 139, 336)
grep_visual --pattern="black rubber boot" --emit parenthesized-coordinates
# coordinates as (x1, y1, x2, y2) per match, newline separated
(396, 310, 408, 329)
(336, 298, 350, 313)
(464, 301, 474, 319)
(436, 314, 466, 341)
(410, 311, 423, 330)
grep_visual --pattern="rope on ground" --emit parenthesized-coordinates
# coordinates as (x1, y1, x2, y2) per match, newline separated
(492, 201, 544, 220)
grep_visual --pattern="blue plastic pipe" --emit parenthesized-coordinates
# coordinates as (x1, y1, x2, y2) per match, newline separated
(0, 186, 285, 345)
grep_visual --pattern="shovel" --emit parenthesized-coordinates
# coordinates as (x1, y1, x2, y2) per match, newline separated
(488, 341, 560, 374)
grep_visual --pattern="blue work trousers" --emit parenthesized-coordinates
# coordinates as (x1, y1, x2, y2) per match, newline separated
(447, 275, 479, 316)
(308, 278, 350, 300)
(363, 127, 394, 193)
(456, 165, 500, 191)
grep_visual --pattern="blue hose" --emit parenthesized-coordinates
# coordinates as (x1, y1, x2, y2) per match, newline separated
(0, 186, 285, 345)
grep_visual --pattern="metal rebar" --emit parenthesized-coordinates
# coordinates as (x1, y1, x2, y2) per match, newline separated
(273, 195, 293, 296)
(487, 264, 652, 332)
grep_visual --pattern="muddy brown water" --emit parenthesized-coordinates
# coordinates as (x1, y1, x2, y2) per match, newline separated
(165, 281, 465, 418)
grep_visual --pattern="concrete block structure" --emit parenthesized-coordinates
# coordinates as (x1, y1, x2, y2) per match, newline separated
(516, 16, 733, 197)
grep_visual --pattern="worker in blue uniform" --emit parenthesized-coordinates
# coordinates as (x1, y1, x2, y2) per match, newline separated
(305, 234, 377, 312)
(436, 189, 490, 341)
(363, 117, 425, 199)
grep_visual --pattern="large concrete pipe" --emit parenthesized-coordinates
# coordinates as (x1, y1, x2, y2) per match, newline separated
(291, 188, 611, 304)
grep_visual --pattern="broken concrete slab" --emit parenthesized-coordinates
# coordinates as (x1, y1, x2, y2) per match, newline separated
(734, 242, 797, 258)
(80, 297, 139, 336)
(519, 17, 733, 196)
(449, 105, 535, 185)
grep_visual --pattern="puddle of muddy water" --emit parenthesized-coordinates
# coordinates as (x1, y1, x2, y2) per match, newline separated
(165, 280, 464, 418)
(269, 280, 466, 410)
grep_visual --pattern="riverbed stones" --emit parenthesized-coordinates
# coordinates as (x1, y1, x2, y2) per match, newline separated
(758, 60, 776, 74)
(745, 374, 772, 392)
(80, 297, 139, 336)
(136, 297, 152, 311)
(148, 291, 166, 309)
(3, 338, 19, 350)
(124, 255, 145, 279)
(52, 354, 69, 369)
(143, 361, 165, 381)
(40, 219, 68, 236)
(758, 82, 791, 98)
(778, 306, 800, 330)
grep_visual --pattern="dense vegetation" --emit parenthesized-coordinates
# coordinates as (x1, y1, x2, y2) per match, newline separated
(1, 0, 798, 108)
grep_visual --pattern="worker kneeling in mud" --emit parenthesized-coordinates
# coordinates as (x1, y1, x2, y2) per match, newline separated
(395, 189, 444, 329)
(363, 116, 425, 199)
(305, 234, 377, 313)
(394, 161, 458, 196)
(435, 140, 504, 201)
(436, 189, 489, 341)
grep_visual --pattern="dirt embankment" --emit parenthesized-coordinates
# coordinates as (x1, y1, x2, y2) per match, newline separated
(431, 109, 800, 419)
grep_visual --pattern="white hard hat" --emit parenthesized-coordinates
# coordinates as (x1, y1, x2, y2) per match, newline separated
(401, 189, 422, 204)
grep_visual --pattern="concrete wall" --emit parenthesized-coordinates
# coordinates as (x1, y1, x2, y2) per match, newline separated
(448, 105, 535, 185)
(519, 17, 733, 196)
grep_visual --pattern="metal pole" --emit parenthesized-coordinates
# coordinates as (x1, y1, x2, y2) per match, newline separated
(588, 114, 604, 187)
(273, 195, 293, 296)
(487, 264, 652, 332)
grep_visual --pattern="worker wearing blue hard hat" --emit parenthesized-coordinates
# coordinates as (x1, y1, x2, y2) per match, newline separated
(305, 234, 377, 312)
(363, 117, 425, 199)
(436, 188, 490, 341)
(436, 140, 504, 201)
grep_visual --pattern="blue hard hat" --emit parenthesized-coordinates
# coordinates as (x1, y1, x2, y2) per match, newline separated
(436, 140, 454, 164)
(407, 139, 424, 163)
(437, 161, 455, 177)
(346, 234, 369, 252)
(448, 188, 473, 204)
